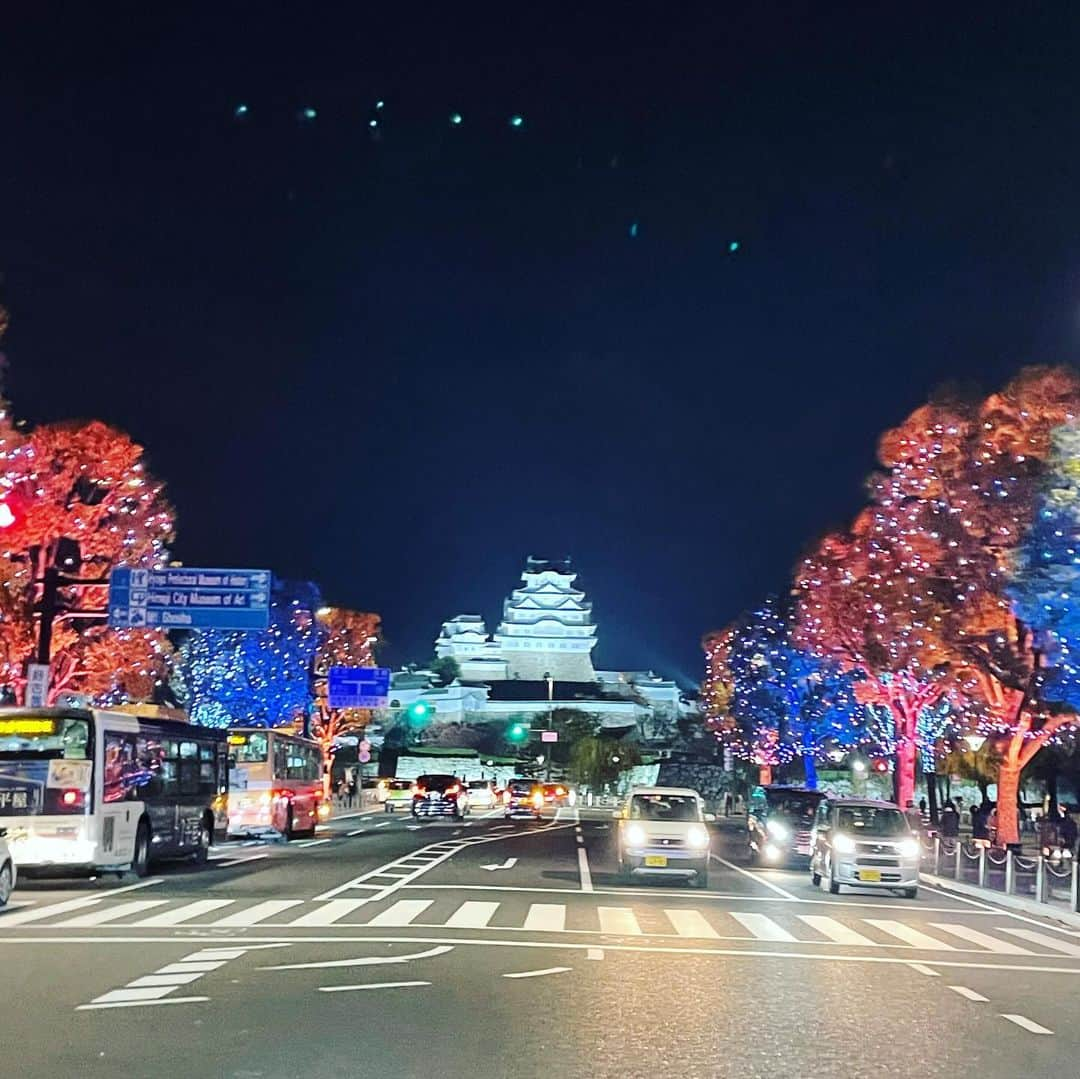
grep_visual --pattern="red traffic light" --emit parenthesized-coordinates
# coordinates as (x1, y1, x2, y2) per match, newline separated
(871, 758, 889, 773)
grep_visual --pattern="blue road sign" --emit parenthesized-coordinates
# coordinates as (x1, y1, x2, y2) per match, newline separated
(328, 666, 391, 709)
(108, 567, 272, 631)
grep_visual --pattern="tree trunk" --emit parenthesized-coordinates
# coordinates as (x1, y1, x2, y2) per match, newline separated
(802, 754, 818, 790)
(895, 739, 917, 809)
(1047, 768, 1058, 815)
(758, 765, 773, 786)
(996, 759, 1022, 849)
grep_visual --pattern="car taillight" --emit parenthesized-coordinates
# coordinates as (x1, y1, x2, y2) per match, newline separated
(556, 787, 566, 797)
(446, 784, 460, 796)
(414, 787, 425, 797)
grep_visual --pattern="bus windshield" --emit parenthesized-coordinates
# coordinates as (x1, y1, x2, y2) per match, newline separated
(0, 715, 92, 816)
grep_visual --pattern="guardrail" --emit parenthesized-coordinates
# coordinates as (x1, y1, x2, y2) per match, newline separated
(923, 835, 1080, 913)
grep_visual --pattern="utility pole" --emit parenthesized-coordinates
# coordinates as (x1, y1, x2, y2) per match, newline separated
(544, 672, 554, 781)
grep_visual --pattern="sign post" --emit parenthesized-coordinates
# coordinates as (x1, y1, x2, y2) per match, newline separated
(108, 567, 272, 631)
(327, 667, 391, 710)
(25, 663, 50, 708)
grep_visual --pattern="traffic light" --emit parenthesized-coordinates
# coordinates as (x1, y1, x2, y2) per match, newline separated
(0, 493, 23, 532)
(871, 757, 890, 774)
(407, 700, 432, 726)
(507, 721, 529, 743)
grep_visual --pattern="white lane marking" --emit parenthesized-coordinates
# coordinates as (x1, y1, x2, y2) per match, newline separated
(587, 948, 604, 960)
(523, 904, 566, 932)
(217, 854, 269, 868)
(1001, 1014, 1053, 1035)
(948, 985, 989, 1002)
(730, 912, 797, 942)
(797, 915, 876, 946)
(211, 900, 304, 927)
(930, 924, 1032, 955)
(0, 878, 163, 926)
(262, 944, 454, 971)
(127, 972, 206, 987)
(133, 900, 235, 927)
(577, 846, 593, 893)
(907, 963, 940, 976)
(375, 821, 391, 828)
(88, 986, 178, 1003)
(598, 907, 642, 935)
(53, 901, 168, 927)
(481, 857, 518, 871)
(666, 909, 720, 939)
(347, 829, 367, 837)
(155, 961, 226, 974)
(445, 902, 500, 929)
(710, 854, 799, 901)
(288, 900, 370, 927)
(296, 838, 332, 848)
(503, 967, 572, 979)
(999, 928, 1080, 956)
(77, 995, 210, 1011)
(319, 981, 431, 993)
(367, 900, 434, 927)
(864, 920, 955, 951)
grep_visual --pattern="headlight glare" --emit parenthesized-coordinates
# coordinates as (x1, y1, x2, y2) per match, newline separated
(625, 823, 647, 846)
(833, 832, 856, 854)
(766, 819, 790, 840)
(686, 825, 709, 849)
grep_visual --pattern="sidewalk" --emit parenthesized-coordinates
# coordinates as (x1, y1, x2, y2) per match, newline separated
(921, 838, 1080, 930)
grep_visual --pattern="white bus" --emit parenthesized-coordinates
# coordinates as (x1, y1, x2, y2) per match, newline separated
(0, 707, 228, 876)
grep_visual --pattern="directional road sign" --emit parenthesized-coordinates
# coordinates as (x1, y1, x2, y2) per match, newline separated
(108, 567, 272, 631)
(328, 667, 391, 709)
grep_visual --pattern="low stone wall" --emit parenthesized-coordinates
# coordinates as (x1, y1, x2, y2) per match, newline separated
(656, 762, 733, 804)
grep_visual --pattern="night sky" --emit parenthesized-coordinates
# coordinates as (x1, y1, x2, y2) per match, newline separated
(4, 7, 1080, 683)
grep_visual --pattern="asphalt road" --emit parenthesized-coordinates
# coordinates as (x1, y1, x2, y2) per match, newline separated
(3, 806, 1080, 1078)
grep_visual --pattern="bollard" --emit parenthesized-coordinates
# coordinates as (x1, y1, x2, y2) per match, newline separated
(955, 841, 962, 880)
(1072, 860, 1079, 913)
(1005, 850, 1015, 895)
(978, 846, 987, 888)
(934, 837, 941, 876)
(1035, 856, 1046, 903)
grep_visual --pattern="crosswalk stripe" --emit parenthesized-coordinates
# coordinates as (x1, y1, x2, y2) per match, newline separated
(210, 900, 304, 927)
(665, 909, 720, 939)
(288, 900, 369, 927)
(797, 915, 876, 946)
(133, 901, 235, 927)
(863, 919, 954, 950)
(445, 901, 500, 929)
(998, 928, 1080, 957)
(366, 900, 434, 927)
(0, 896, 104, 926)
(730, 912, 796, 942)
(930, 923, 1033, 954)
(54, 901, 169, 927)
(523, 904, 565, 932)
(598, 907, 642, 935)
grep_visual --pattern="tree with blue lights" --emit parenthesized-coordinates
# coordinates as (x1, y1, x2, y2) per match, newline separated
(173, 579, 322, 728)
(727, 597, 864, 788)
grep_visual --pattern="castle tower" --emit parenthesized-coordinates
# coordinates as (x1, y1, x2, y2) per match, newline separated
(493, 557, 598, 682)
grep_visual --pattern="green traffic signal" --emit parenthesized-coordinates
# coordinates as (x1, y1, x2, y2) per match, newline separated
(507, 722, 528, 743)
(407, 701, 432, 725)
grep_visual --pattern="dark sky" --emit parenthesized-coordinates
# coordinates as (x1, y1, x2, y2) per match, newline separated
(3, 6, 1080, 684)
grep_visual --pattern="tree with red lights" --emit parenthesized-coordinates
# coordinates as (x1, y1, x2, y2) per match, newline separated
(0, 406, 175, 704)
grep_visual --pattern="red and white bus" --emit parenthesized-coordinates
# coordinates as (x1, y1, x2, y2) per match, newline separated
(226, 728, 327, 839)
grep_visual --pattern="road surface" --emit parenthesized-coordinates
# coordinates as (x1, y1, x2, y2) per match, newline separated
(3, 807, 1078, 1078)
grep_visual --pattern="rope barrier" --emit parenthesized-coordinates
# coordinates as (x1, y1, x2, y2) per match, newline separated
(987, 850, 1008, 865)
(1044, 860, 1074, 879)
(1014, 856, 1038, 871)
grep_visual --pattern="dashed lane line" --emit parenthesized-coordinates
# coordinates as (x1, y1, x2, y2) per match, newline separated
(503, 967, 572, 979)
(948, 985, 989, 1002)
(1001, 1014, 1053, 1035)
(709, 853, 799, 901)
(319, 981, 430, 993)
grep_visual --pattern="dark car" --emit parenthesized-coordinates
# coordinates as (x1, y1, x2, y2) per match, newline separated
(411, 774, 468, 819)
(747, 785, 825, 866)
(503, 778, 543, 820)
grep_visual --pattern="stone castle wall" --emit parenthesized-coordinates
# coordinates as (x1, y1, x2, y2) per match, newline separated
(503, 649, 597, 683)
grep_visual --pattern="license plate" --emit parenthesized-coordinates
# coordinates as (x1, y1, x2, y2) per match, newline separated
(859, 869, 881, 882)
(644, 855, 668, 867)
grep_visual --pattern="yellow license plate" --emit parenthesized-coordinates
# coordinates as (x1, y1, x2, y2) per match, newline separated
(644, 855, 668, 867)
(859, 869, 881, 882)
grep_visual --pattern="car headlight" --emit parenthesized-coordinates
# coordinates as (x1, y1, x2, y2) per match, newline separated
(766, 819, 790, 840)
(686, 825, 709, 849)
(897, 838, 920, 859)
(625, 823, 647, 847)
(832, 832, 856, 854)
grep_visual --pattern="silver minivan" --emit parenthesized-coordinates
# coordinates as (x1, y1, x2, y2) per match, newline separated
(810, 797, 921, 898)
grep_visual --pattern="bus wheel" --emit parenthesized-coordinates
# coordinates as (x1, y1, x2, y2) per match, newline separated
(192, 817, 212, 864)
(131, 822, 151, 878)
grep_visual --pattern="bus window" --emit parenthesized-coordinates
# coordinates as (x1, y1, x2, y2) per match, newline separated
(233, 732, 268, 763)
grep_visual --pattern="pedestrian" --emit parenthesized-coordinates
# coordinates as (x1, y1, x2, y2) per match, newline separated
(346, 776, 357, 809)
(1039, 811, 1061, 859)
(918, 797, 927, 819)
(1058, 807, 1077, 857)
(972, 801, 990, 845)
(939, 800, 959, 838)
(724, 792, 733, 817)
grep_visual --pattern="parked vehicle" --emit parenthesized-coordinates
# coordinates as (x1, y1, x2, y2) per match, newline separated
(380, 779, 415, 812)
